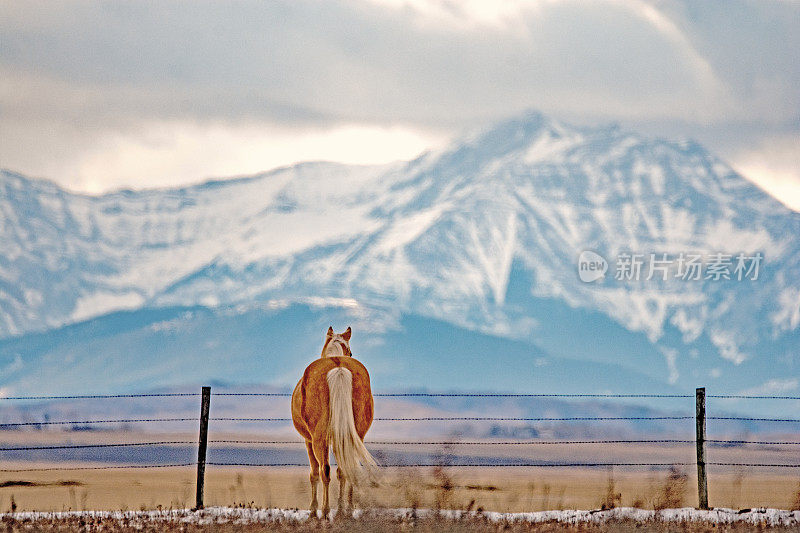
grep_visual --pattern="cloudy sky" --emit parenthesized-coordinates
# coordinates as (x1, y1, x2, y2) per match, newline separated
(1, 0, 798, 209)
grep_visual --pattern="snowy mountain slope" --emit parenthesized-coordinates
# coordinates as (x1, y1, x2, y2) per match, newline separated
(0, 111, 798, 393)
(0, 162, 394, 335)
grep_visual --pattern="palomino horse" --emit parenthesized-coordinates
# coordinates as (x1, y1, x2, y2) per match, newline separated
(291, 326, 377, 518)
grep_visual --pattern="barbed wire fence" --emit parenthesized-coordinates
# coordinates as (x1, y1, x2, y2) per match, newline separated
(0, 388, 798, 510)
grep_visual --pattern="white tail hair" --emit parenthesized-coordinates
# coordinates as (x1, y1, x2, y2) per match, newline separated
(326, 367, 377, 484)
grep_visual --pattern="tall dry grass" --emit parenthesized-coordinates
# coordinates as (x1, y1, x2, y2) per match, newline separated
(652, 467, 688, 510)
(599, 469, 622, 510)
(791, 481, 800, 511)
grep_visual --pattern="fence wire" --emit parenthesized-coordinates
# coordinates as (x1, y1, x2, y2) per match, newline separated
(4, 415, 800, 428)
(2, 438, 800, 452)
(0, 418, 194, 428)
(0, 463, 194, 473)
(203, 462, 800, 468)
(1, 461, 799, 473)
(708, 416, 800, 422)
(3, 393, 800, 401)
(210, 416, 694, 422)
(1, 390, 798, 475)
(207, 439, 800, 446)
(0, 441, 194, 451)
(6, 415, 800, 427)
(0, 394, 200, 400)
(213, 393, 800, 399)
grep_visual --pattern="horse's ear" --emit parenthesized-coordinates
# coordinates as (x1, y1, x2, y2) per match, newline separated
(327, 326, 334, 337)
(342, 326, 351, 341)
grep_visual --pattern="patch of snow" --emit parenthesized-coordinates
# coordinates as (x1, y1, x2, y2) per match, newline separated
(71, 291, 146, 323)
(3, 506, 798, 527)
(771, 287, 800, 333)
(703, 219, 785, 257)
(632, 158, 665, 196)
(596, 289, 704, 343)
(709, 329, 747, 365)
(0, 354, 23, 374)
(524, 130, 583, 164)
(658, 347, 679, 384)
(375, 205, 448, 254)
(739, 378, 799, 396)
(467, 212, 517, 305)
(670, 307, 706, 343)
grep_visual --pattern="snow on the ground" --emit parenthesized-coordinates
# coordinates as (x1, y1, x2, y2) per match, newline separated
(2, 506, 799, 527)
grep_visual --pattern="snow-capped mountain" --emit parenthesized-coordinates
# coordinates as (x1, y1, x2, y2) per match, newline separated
(1, 111, 798, 397)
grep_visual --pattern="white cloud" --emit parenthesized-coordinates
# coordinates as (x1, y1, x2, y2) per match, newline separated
(363, 0, 550, 31)
(0, 0, 797, 192)
(731, 135, 800, 212)
(63, 121, 444, 193)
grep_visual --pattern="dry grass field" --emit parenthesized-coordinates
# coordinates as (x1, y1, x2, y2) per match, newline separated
(1, 464, 798, 514)
(1, 430, 798, 517)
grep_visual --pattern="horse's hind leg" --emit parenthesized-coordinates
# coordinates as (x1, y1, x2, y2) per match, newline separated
(305, 440, 320, 516)
(347, 480, 353, 512)
(312, 438, 331, 518)
(336, 467, 345, 514)
(336, 466, 353, 517)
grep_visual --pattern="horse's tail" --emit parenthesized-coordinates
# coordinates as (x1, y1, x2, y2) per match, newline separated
(326, 367, 377, 484)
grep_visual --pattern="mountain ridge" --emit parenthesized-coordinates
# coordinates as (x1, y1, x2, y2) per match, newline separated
(1, 111, 798, 397)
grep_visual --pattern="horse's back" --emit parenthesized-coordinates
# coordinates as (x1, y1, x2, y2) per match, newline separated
(291, 357, 373, 440)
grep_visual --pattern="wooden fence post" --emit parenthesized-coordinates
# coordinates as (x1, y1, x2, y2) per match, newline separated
(696, 387, 708, 510)
(195, 386, 211, 510)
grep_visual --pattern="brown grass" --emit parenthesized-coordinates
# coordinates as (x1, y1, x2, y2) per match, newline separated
(599, 469, 621, 510)
(0, 464, 798, 514)
(792, 481, 800, 511)
(652, 467, 689, 510)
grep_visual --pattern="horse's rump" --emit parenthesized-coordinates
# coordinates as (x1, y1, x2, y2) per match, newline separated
(291, 356, 375, 461)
